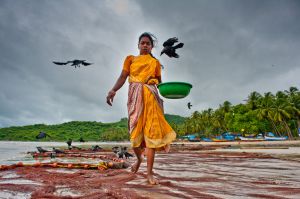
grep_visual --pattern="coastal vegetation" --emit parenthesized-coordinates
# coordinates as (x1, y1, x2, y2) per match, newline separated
(0, 115, 185, 141)
(0, 87, 299, 141)
(183, 86, 300, 139)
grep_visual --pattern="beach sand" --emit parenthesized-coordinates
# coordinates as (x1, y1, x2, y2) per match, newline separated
(1, 141, 300, 198)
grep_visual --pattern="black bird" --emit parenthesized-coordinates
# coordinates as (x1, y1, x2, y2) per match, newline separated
(123, 147, 134, 159)
(187, 102, 192, 109)
(92, 145, 103, 151)
(52, 147, 65, 154)
(71, 145, 82, 150)
(36, 146, 50, 153)
(36, 132, 51, 139)
(112, 146, 125, 158)
(53, 59, 93, 68)
(50, 152, 56, 159)
(112, 146, 122, 158)
(112, 146, 133, 159)
(160, 37, 184, 58)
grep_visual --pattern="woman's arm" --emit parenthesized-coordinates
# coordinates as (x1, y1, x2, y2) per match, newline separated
(106, 70, 129, 106)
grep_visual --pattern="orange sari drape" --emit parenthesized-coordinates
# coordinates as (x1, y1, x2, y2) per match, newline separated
(123, 54, 176, 149)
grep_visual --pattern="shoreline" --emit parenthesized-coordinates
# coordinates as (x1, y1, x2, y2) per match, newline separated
(1, 139, 300, 145)
(172, 139, 300, 146)
(0, 141, 300, 198)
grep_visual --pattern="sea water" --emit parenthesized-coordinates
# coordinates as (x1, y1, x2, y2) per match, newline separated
(0, 141, 130, 165)
(0, 141, 67, 165)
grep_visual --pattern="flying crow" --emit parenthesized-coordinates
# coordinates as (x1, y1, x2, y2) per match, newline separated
(187, 102, 192, 109)
(160, 37, 184, 58)
(53, 60, 93, 68)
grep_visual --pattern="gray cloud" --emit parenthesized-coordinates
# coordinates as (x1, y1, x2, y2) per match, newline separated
(1, 0, 299, 127)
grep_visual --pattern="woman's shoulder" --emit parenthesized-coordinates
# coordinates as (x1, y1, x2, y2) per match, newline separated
(125, 55, 134, 60)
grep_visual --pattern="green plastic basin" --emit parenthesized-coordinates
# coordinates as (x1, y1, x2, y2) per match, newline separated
(157, 82, 193, 99)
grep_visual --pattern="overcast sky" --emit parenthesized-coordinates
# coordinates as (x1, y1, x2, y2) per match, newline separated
(1, 0, 299, 128)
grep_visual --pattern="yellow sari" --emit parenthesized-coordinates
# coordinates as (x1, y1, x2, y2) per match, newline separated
(123, 54, 176, 149)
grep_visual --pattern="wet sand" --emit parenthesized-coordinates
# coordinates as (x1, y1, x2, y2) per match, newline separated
(1, 141, 300, 198)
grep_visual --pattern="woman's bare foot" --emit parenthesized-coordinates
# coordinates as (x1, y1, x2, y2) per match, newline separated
(147, 174, 159, 185)
(131, 158, 142, 173)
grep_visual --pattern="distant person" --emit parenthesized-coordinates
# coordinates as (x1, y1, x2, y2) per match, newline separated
(66, 139, 72, 149)
(106, 32, 176, 185)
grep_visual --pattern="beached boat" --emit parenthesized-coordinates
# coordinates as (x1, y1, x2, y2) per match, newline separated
(222, 134, 236, 141)
(187, 135, 201, 142)
(264, 136, 288, 141)
(211, 138, 228, 142)
(263, 132, 288, 141)
(201, 138, 212, 142)
(180, 134, 201, 142)
(239, 136, 264, 141)
(211, 133, 237, 142)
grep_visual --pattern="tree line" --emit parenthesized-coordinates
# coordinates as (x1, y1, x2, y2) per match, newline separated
(0, 87, 299, 141)
(172, 86, 300, 139)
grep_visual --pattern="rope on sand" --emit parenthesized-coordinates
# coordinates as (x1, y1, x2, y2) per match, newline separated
(0, 160, 128, 171)
(30, 152, 124, 162)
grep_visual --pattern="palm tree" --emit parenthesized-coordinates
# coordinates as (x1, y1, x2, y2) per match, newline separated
(285, 87, 300, 136)
(254, 92, 281, 135)
(246, 91, 262, 110)
(272, 95, 294, 139)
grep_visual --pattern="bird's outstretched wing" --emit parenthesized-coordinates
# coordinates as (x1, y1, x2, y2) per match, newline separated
(163, 37, 178, 47)
(174, 42, 184, 49)
(81, 61, 93, 66)
(53, 61, 69, 65)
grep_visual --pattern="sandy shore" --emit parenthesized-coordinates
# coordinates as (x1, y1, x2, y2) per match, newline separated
(1, 141, 300, 198)
(172, 139, 300, 147)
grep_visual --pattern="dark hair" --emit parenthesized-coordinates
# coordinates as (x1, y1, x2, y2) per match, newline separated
(138, 32, 158, 59)
(138, 32, 157, 47)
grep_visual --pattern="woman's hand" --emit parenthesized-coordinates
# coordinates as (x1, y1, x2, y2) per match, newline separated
(106, 70, 128, 106)
(106, 90, 116, 106)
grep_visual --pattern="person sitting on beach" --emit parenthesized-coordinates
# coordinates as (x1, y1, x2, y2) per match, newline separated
(66, 138, 72, 149)
(106, 32, 176, 185)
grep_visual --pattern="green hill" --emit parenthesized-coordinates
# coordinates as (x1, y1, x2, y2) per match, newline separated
(0, 114, 186, 141)
(165, 114, 186, 125)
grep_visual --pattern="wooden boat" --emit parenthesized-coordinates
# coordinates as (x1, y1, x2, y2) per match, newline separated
(201, 138, 212, 142)
(239, 136, 264, 141)
(264, 136, 288, 141)
(211, 138, 228, 142)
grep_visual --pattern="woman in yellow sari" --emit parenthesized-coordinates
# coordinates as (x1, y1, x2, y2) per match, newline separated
(106, 32, 176, 185)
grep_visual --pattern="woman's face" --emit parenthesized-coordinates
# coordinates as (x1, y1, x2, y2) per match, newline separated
(138, 36, 153, 55)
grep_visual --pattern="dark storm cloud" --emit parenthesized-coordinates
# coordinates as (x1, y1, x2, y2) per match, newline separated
(138, 0, 300, 109)
(0, 0, 299, 127)
(0, 0, 141, 127)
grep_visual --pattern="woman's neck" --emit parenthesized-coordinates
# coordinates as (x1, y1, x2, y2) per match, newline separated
(139, 52, 150, 55)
